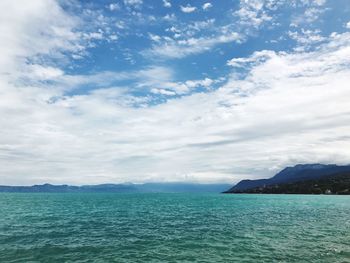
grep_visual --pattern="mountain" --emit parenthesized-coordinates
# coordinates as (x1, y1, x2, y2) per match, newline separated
(228, 172, 350, 195)
(0, 183, 231, 193)
(224, 164, 350, 193)
(0, 183, 138, 193)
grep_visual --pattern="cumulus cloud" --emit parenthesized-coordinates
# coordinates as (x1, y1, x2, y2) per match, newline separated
(185, 78, 213, 88)
(180, 5, 196, 13)
(1, 0, 350, 186)
(123, 0, 143, 7)
(234, 0, 272, 28)
(0, 0, 81, 76)
(346, 21, 350, 29)
(109, 3, 120, 11)
(27, 64, 64, 80)
(291, 0, 327, 26)
(123, 67, 218, 95)
(163, 0, 171, 8)
(144, 32, 242, 59)
(227, 50, 275, 68)
(202, 3, 212, 10)
(287, 29, 326, 51)
(163, 13, 177, 21)
(3, 30, 350, 185)
(150, 88, 176, 96)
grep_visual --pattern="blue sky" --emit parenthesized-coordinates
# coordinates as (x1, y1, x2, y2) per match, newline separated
(60, 0, 350, 99)
(71, 2, 341, 83)
(1, 0, 350, 185)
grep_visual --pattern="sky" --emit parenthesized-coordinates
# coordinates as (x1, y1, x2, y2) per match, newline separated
(1, 0, 350, 185)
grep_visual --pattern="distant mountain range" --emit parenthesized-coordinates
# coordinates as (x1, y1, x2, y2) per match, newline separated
(0, 182, 231, 193)
(3, 164, 350, 194)
(224, 164, 350, 194)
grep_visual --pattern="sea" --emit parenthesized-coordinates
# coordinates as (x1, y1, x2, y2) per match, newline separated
(0, 193, 349, 262)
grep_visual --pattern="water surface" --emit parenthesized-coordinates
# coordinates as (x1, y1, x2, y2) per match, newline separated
(0, 193, 349, 262)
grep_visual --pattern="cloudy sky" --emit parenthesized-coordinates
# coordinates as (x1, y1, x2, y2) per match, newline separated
(1, 0, 350, 185)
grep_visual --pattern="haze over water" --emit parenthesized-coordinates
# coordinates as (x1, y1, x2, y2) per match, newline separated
(1, 193, 349, 262)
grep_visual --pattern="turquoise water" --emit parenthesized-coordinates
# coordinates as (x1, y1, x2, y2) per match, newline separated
(0, 193, 349, 262)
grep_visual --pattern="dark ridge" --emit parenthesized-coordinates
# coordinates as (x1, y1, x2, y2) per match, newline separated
(228, 172, 350, 195)
(224, 164, 350, 194)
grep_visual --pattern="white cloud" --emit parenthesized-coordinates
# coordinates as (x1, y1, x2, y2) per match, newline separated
(163, 0, 171, 8)
(123, 0, 143, 7)
(149, 33, 161, 42)
(28, 64, 64, 80)
(165, 19, 215, 39)
(144, 32, 242, 59)
(0, 0, 82, 76)
(163, 13, 177, 21)
(117, 67, 218, 95)
(202, 3, 212, 10)
(180, 5, 196, 13)
(115, 21, 126, 29)
(291, 0, 327, 26)
(346, 21, 350, 29)
(53, 65, 216, 97)
(109, 3, 120, 11)
(83, 31, 104, 40)
(4, 31, 350, 184)
(287, 29, 326, 50)
(151, 88, 176, 96)
(109, 34, 118, 41)
(2, 0, 350, 186)
(313, 0, 326, 6)
(155, 77, 218, 95)
(185, 78, 213, 88)
(235, 0, 272, 28)
(304, 7, 323, 22)
(188, 19, 215, 31)
(227, 50, 275, 67)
